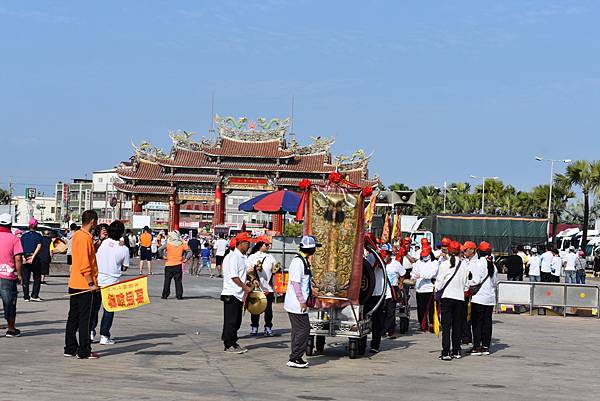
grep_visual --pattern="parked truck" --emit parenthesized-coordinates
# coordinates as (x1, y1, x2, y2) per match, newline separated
(426, 214, 548, 255)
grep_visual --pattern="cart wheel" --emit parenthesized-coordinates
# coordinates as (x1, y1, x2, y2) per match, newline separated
(315, 335, 325, 353)
(399, 318, 409, 334)
(306, 335, 315, 357)
(348, 339, 358, 359)
(358, 337, 367, 355)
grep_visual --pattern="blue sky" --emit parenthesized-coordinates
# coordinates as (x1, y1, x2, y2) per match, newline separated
(1, 1, 599, 196)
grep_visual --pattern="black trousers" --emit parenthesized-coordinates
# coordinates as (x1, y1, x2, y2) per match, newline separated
(365, 295, 385, 350)
(416, 291, 434, 330)
(540, 271, 552, 282)
(384, 297, 397, 335)
(462, 299, 472, 343)
(251, 292, 274, 329)
(221, 295, 243, 348)
(22, 261, 41, 300)
(441, 298, 465, 356)
(64, 288, 95, 358)
(162, 265, 183, 299)
(471, 303, 493, 349)
(288, 312, 310, 360)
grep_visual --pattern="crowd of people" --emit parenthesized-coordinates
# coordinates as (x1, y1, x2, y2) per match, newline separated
(0, 209, 596, 366)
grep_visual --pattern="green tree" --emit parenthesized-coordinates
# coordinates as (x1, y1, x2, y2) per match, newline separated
(0, 188, 9, 204)
(413, 186, 443, 216)
(556, 160, 600, 247)
(283, 221, 303, 237)
(388, 183, 411, 191)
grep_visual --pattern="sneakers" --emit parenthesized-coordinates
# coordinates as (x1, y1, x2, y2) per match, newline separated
(30, 297, 43, 302)
(369, 348, 380, 354)
(77, 352, 100, 359)
(250, 326, 258, 336)
(264, 327, 273, 336)
(481, 347, 490, 355)
(452, 350, 462, 359)
(100, 335, 115, 345)
(286, 357, 309, 368)
(469, 347, 483, 356)
(224, 344, 248, 354)
(23, 298, 30, 302)
(63, 353, 76, 357)
(5, 329, 21, 337)
(439, 354, 452, 361)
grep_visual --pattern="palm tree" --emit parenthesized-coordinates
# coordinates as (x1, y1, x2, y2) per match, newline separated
(414, 186, 443, 216)
(555, 160, 600, 248)
(388, 183, 411, 191)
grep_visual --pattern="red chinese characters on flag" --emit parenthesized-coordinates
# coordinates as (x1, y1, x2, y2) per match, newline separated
(101, 276, 151, 312)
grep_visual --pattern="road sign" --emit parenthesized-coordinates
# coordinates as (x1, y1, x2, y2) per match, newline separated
(26, 187, 37, 200)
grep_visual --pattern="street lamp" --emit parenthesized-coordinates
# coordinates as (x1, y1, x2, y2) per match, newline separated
(470, 175, 499, 214)
(436, 181, 458, 213)
(535, 156, 571, 219)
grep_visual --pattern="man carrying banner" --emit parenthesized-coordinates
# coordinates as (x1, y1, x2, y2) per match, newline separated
(64, 210, 103, 360)
(221, 232, 254, 354)
(92, 220, 129, 345)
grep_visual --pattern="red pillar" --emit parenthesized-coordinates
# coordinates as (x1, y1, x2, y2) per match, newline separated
(132, 195, 142, 214)
(169, 195, 180, 231)
(272, 214, 283, 234)
(213, 183, 225, 226)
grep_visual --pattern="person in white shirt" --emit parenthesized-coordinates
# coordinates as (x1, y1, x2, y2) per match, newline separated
(550, 248, 563, 283)
(468, 241, 497, 356)
(246, 235, 277, 336)
(434, 241, 470, 360)
(575, 250, 587, 284)
(214, 235, 229, 278)
(411, 247, 439, 332)
(221, 232, 254, 354)
(364, 244, 389, 354)
(540, 248, 554, 282)
(384, 252, 406, 338)
(285, 235, 320, 368)
(563, 246, 577, 284)
(527, 248, 542, 282)
(461, 241, 480, 346)
(92, 221, 129, 345)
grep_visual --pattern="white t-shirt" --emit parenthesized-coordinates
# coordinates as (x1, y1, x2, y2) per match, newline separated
(221, 248, 247, 301)
(246, 251, 276, 293)
(551, 256, 562, 277)
(411, 259, 438, 293)
(541, 251, 553, 273)
(435, 258, 469, 301)
(284, 256, 311, 314)
(385, 259, 406, 299)
(97, 238, 130, 287)
(528, 255, 541, 276)
(564, 253, 577, 271)
(470, 257, 498, 306)
(214, 239, 229, 257)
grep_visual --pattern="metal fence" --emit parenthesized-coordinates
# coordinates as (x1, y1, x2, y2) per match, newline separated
(496, 280, 600, 318)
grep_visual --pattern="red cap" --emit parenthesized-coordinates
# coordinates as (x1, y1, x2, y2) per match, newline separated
(235, 232, 255, 244)
(462, 241, 477, 251)
(256, 235, 272, 245)
(478, 241, 492, 252)
(441, 237, 451, 246)
(229, 238, 237, 249)
(421, 238, 429, 245)
(420, 246, 432, 257)
(448, 241, 461, 254)
(378, 249, 390, 260)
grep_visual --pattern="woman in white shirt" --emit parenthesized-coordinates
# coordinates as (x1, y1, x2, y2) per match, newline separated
(246, 236, 277, 336)
(434, 241, 470, 360)
(411, 247, 438, 332)
(551, 248, 562, 283)
(469, 241, 497, 356)
(384, 253, 406, 338)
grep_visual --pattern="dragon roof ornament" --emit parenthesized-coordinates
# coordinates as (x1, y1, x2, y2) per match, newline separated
(131, 140, 169, 162)
(333, 149, 373, 171)
(292, 136, 335, 155)
(169, 129, 214, 151)
(214, 115, 290, 142)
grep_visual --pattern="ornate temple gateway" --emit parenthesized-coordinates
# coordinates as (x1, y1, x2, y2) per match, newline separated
(115, 116, 378, 231)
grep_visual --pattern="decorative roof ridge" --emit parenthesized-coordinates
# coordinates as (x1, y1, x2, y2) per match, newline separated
(218, 136, 285, 145)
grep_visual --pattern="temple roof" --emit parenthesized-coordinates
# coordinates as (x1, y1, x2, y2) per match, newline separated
(202, 137, 294, 158)
(114, 183, 176, 195)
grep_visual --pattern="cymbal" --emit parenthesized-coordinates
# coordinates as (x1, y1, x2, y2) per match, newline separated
(246, 290, 268, 315)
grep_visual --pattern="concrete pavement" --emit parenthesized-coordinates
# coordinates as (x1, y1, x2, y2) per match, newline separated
(1, 259, 599, 401)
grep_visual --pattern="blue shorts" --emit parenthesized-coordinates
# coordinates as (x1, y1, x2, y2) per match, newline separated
(140, 246, 152, 261)
(0, 279, 18, 320)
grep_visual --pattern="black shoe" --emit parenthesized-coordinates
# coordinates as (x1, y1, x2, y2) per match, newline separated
(469, 347, 482, 356)
(369, 348, 380, 354)
(161, 296, 168, 299)
(286, 357, 309, 368)
(452, 350, 462, 359)
(481, 347, 490, 355)
(5, 329, 21, 337)
(176, 297, 183, 300)
(439, 354, 452, 361)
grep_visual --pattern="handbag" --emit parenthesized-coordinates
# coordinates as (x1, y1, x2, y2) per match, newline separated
(434, 261, 462, 301)
(467, 273, 490, 297)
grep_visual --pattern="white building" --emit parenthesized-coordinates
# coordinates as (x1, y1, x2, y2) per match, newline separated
(92, 168, 131, 222)
(12, 195, 58, 225)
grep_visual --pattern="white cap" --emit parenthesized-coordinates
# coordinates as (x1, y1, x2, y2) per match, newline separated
(299, 235, 321, 249)
(0, 213, 11, 225)
(569, 246, 576, 251)
(531, 247, 538, 253)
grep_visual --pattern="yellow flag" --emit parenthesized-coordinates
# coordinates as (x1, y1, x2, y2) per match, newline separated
(433, 302, 440, 337)
(101, 276, 151, 312)
(381, 213, 390, 243)
(391, 213, 399, 241)
(364, 190, 379, 228)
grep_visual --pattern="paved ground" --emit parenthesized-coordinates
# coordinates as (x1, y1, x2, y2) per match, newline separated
(2, 259, 600, 401)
